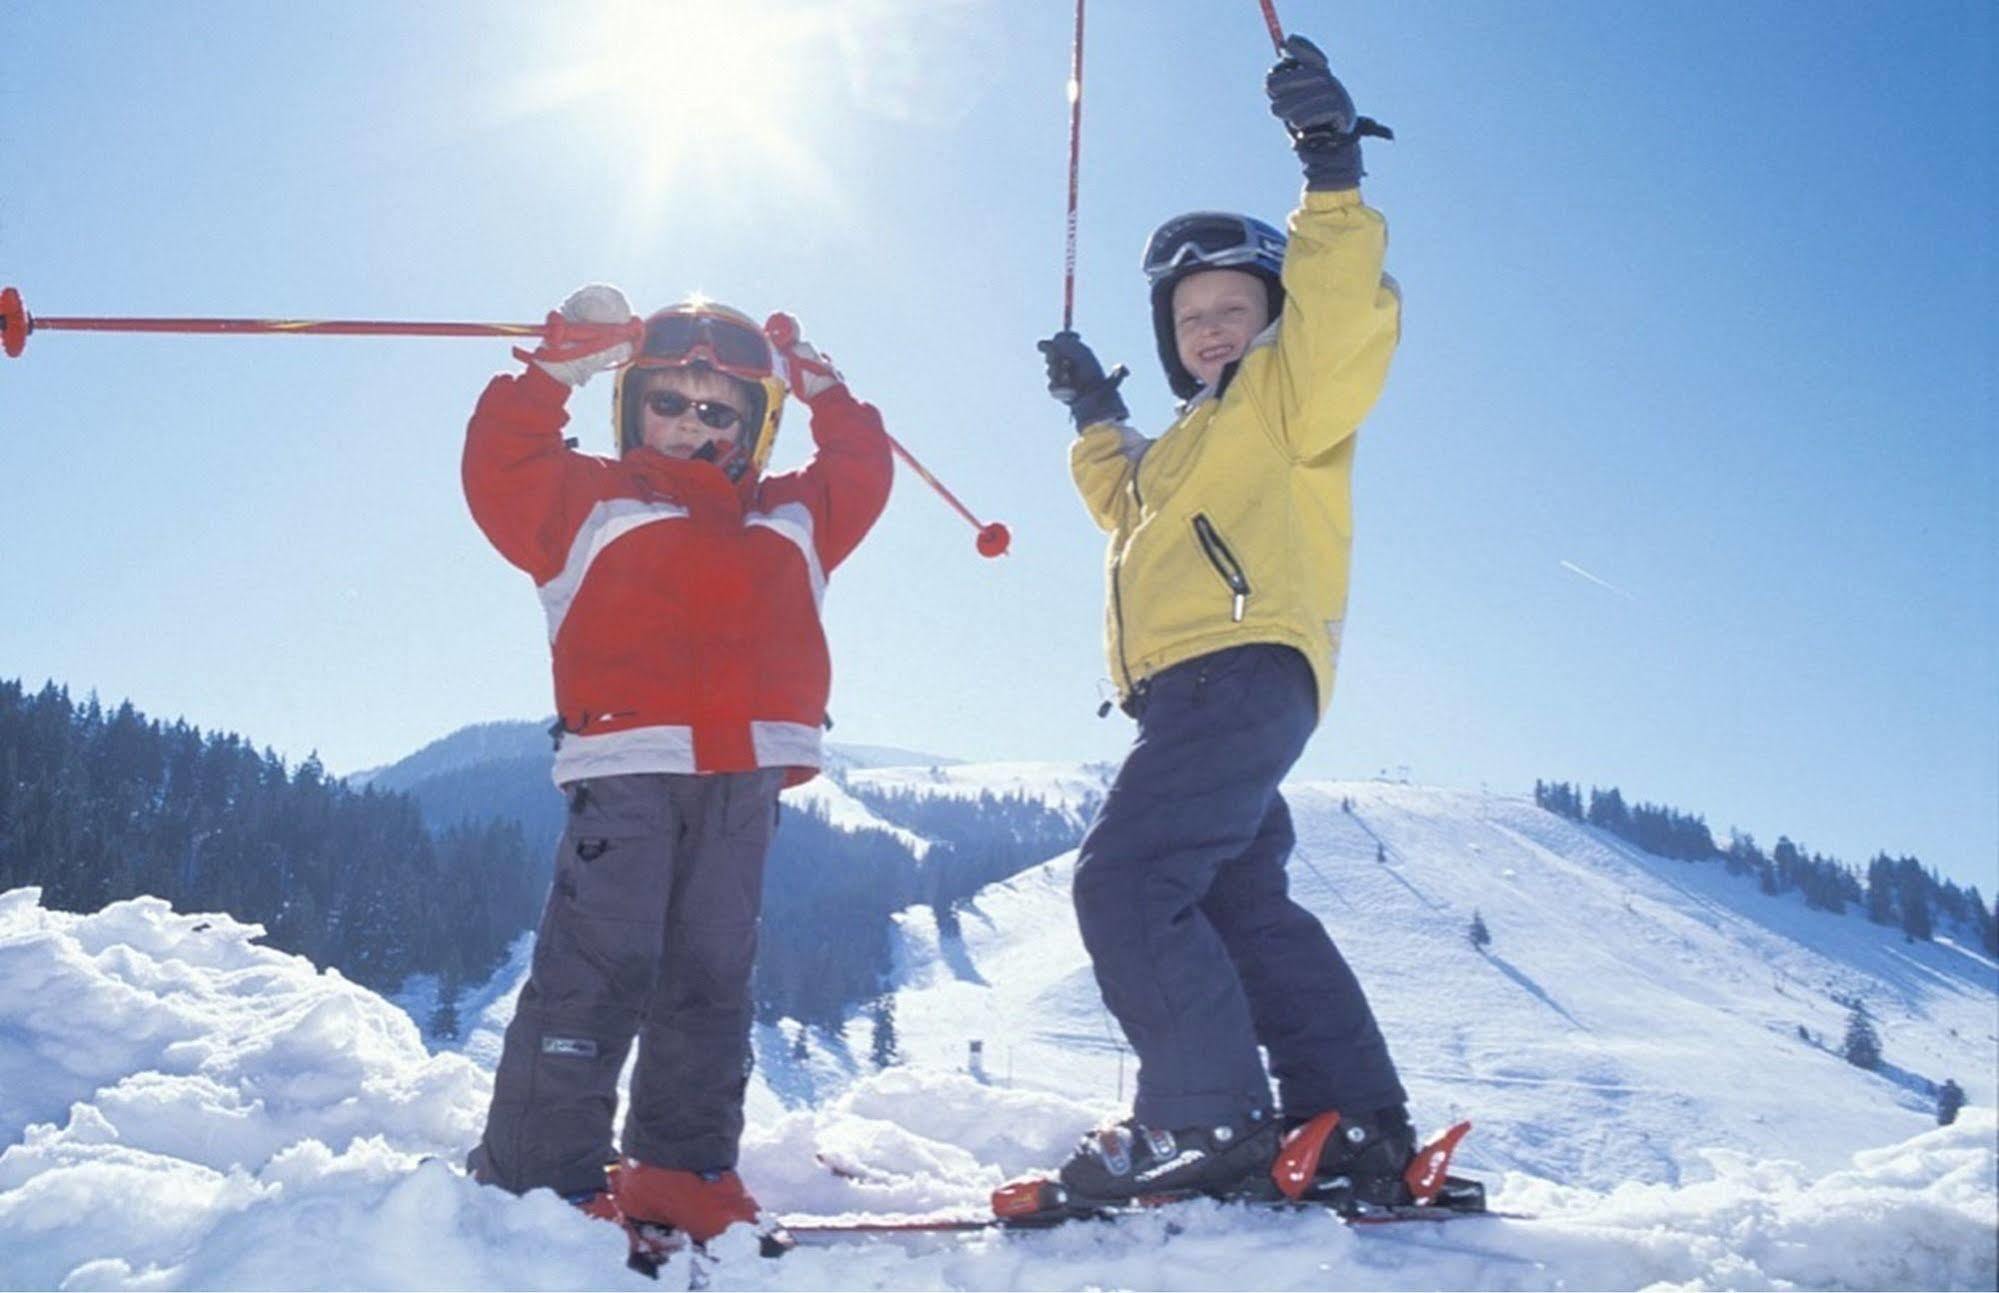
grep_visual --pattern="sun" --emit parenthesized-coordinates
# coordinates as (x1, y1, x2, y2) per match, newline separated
(515, 1, 847, 233)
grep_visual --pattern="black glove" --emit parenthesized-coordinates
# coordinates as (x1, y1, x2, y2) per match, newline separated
(1038, 330, 1129, 430)
(1265, 35, 1390, 191)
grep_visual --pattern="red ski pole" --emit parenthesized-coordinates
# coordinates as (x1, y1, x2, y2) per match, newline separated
(0, 285, 639, 359)
(1257, 0, 1286, 51)
(763, 312, 1009, 559)
(1061, 0, 1086, 331)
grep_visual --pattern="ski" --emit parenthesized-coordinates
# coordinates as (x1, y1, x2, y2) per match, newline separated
(778, 1188, 1525, 1247)
(620, 1119, 1509, 1271)
(784, 1121, 1508, 1243)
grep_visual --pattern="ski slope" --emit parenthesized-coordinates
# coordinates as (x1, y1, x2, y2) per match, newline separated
(2, 774, 1994, 1290)
(880, 779, 1997, 1189)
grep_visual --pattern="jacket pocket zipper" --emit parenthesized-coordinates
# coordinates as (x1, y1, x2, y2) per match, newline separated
(1192, 514, 1251, 622)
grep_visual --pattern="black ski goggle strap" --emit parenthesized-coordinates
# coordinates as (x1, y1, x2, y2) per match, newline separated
(641, 312, 773, 374)
(1143, 215, 1287, 285)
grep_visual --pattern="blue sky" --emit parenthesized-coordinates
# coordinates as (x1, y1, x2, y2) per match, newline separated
(2, 2, 1993, 891)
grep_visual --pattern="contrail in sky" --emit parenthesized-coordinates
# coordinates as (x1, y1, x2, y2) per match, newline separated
(1560, 560, 1637, 601)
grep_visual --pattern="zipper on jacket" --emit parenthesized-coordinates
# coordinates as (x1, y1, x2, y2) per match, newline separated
(1100, 466, 1146, 698)
(1099, 463, 1148, 711)
(1109, 554, 1136, 695)
(1192, 513, 1252, 622)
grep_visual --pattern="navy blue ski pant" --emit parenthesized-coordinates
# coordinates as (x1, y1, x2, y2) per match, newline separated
(1074, 643, 1406, 1130)
(470, 769, 783, 1198)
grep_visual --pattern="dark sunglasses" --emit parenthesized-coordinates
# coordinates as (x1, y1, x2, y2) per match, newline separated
(642, 389, 743, 430)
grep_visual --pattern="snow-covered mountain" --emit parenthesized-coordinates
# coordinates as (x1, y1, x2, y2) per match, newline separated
(3, 767, 1994, 1290)
(346, 719, 955, 795)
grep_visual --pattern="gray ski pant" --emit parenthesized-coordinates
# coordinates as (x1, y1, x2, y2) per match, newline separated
(1075, 643, 1406, 1130)
(469, 768, 784, 1198)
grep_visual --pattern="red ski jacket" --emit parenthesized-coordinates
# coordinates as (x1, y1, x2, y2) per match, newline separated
(462, 365, 892, 788)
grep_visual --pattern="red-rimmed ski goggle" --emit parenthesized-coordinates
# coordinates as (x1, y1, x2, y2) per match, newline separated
(633, 309, 775, 378)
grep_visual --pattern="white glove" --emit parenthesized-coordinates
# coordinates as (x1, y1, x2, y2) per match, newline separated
(764, 312, 847, 401)
(519, 283, 638, 388)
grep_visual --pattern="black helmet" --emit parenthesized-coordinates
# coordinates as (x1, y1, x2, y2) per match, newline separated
(1142, 212, 1287, 400)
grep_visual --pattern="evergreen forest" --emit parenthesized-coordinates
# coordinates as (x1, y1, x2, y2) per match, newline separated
(1534, 778, 1998, 954)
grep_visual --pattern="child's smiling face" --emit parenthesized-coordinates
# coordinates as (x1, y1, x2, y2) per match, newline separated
(1171, 269, 1271, 390)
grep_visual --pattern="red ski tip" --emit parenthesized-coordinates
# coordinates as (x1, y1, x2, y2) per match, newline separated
(976, 521, 1011, 558)
(1, 287, 28, 359)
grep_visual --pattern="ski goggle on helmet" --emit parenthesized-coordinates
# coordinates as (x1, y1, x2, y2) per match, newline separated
(612, 300, 788, 481)
(1143, 212, 1288, 400)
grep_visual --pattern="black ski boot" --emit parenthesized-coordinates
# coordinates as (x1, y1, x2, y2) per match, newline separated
(1055, 1109, 1279, 1204)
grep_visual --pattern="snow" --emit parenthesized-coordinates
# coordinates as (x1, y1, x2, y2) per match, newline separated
(3, 775, 1996, 1290)
(782, 775, 935, 859)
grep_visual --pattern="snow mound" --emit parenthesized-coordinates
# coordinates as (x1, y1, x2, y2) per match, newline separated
(4, 884, 1995, 1291)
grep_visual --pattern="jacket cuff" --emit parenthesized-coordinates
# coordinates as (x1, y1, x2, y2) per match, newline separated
(514, 363, 574, 408)
(1302, 187, 1365, 211)
(800, 382, 861, 416)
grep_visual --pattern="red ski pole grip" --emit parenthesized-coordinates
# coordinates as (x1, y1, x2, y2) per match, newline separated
(763, 312, 799, 350)
(1, 287, 28, 359)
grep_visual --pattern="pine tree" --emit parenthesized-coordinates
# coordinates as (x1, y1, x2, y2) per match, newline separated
(1865, 855, 1896, 925)
(1468, 910, 1491, 950)
(429, 996, 462, 1041)
(1936, 1078, 1965, 1126)
(1841, 1004, 1881, 1070)
(1895, 856, 1933, 941)
(868, 995, 901, 1069)
(1587, 786, 1631, 833)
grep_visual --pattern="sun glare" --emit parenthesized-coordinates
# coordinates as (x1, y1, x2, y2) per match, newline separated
(519, 1, 848, 236)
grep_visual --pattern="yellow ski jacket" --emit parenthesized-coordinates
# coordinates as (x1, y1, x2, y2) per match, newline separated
(1070, 188, 1400, 716)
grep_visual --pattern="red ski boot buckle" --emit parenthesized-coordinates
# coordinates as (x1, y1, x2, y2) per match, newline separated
(1271, 1111, 1343, 1201)
(1404, 1120, 1472, 1207)
(992, 1177, 1064, 1219)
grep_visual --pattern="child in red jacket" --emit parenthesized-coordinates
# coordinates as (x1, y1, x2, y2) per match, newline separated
(461, 285, 891, 1244)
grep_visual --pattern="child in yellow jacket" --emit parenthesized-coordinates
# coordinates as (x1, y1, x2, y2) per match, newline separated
(1035, 34, 1410, 1208)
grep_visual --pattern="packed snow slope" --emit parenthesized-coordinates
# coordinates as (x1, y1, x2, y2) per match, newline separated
(3, 775, 1995, 1290)
(877, 779, 1999, 1188)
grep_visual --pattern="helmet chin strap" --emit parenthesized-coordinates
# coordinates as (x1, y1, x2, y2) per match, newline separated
(691, 437, 750, 481)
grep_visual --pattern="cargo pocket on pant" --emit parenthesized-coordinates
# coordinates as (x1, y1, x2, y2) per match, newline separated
(556, 780, 669, 926)
(537, 781, 673, 1015)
